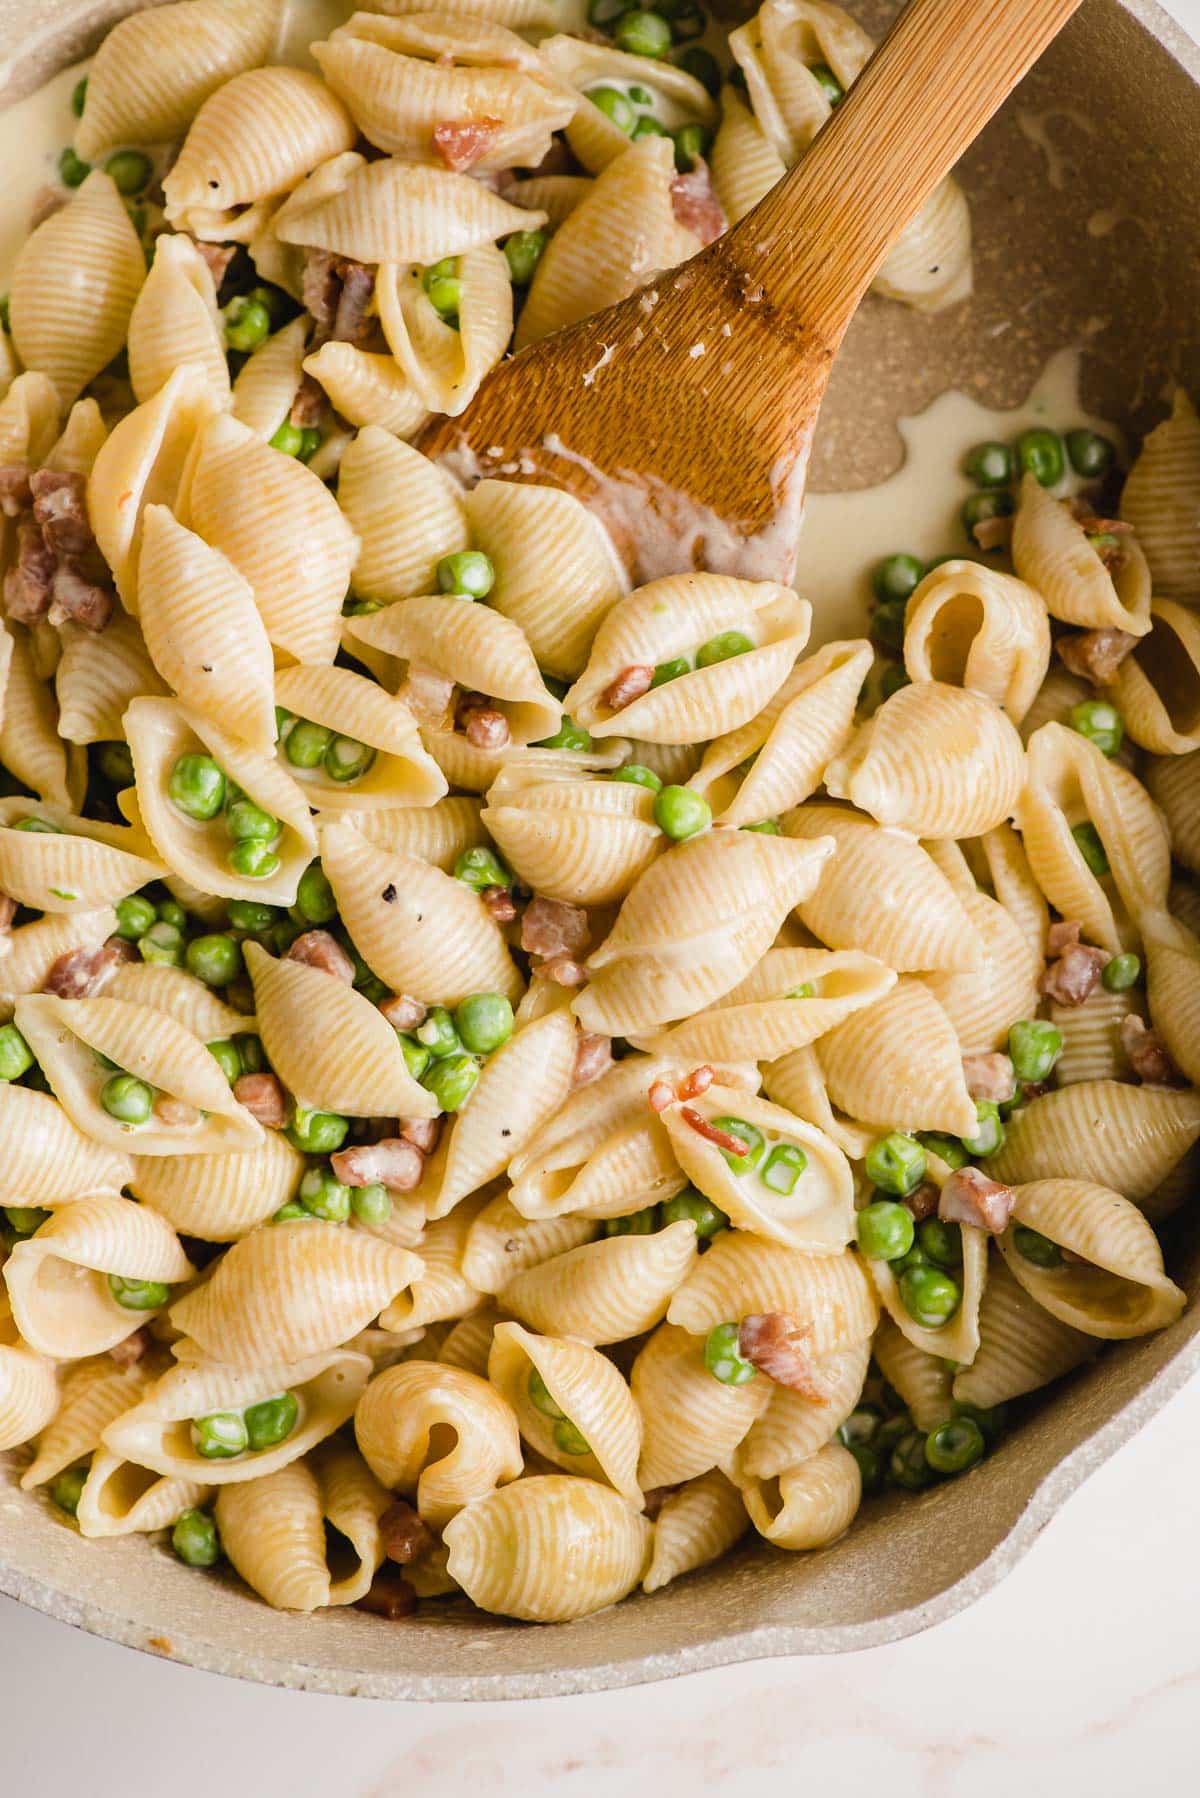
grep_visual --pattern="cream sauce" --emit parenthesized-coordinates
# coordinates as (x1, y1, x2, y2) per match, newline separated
(1014, 104, 1097, 193)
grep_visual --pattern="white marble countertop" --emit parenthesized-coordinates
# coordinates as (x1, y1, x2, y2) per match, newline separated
(4, 2, 1200, 1789)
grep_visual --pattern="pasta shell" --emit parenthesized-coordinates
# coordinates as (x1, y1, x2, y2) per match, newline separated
(490, 1320, 643, 1503)
(1120, 387, 1200, 598)
(817, 979, 978, 1138)
(168, 1222, 420, 1366)
(643, 1469, 749, 1592)
(988, 1079, 1200, 1206)
(75, 0, 280, 160)
(1, 625, 85, 810)
(785, 803, 984, 972)
(303, 340, 428, 438)
(864, 1205, 988, 1365)
(217, 1439, 391, 1608)
(872, 1316, 954, 1430)
(338, 426, 468, 605)
(902, 558, 1050, 723)
(711, 81, 787, 224)
(873, 176, 972, 313)
(0, 1081, 131, 1204)
(541, 34, 715, 174)
(741, 1442, 861, 1551)
(632, 1321, 770, 1489)
(692, 639, 872, 826)
(1012, 473, 1151, 635)
(0, 371, 61, 468)
(130, 1129, 304, 1242)
(443, 1474, 651, 1621)
(273, 155, 541, 264)
(22, 1355, 156, 1490)
(0, 1338, 59, 1452)
(1144, 916, 1200, 1087)
(825, 681, 1024, 839)
(333, 795, 486, 871)
(668, 1233, 878, 1349)
(180, 411, 359, 666)
(1146, 750, 1200, 874)
(163, 67, 357, 238)
(505, 172, 594, 224)
(1051, 986, 1142, 1085)
(376, 245, 512, 418)
(567, 575, 810, 746)
(998, 1178, 1185, 1338)
(15, 994, 264, 1156)
(56, 611, 167, 744)
(355, 1359, 522, 1527)
(231, 316, 312, 440)
(4, 1194, 193, 1358)
(1106, 599, 1200, 754)
(952, 1251, 1095, 1409)
(128, 234, 230, 408)
(499, 1220, 699, 1343)
(321, 819, 523, 1006)
(275, 664, 446, 813)
(372, 1195, 487, 1332)
(10, 172, 145, 409)
(482, 767, 662, 907)
(462, 1195, 598, 1293)
(125, 695, 317, 906)
(44, 396, 108, 475)
(436, 1304, 500, 1377)
(463, 478, 629, 680)
(761, 1043, 877, 1159)
(661, 1085, 854, 1253)
(921, 882, 1041, 1052)
(730, 0, 873, 165)
(733, 1337, 872, 1479)
(0, 799, 163, 913)
(75, 1449, 211, 1542)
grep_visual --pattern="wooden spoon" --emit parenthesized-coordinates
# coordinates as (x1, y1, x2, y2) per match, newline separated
(419, 0, 1083, 583)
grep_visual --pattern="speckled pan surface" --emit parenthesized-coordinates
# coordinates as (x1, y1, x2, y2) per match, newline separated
(0, 0, 1198, 1702)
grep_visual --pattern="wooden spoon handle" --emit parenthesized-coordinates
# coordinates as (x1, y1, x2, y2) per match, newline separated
(744, 0, 1084, 344)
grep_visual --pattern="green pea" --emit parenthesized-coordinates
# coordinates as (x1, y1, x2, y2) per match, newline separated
(299, 1165, 352, 1222)
(1013, 1223, 1063, 1268)
(228, 899, 278, 933)
(12, 816, 62, 833)
(653, 784, 711, 840)
(917, 1131, 969, 1170)
(416, 1006, 462, 1060)
(454, 845, 510, 892)
(1069, 699, 1123, 757)
(952, 1399, 1008, 1446)
(838, 1407, 881, 1449)
(244, 1391, 299, 1450)
(223, 294, 272, 354)
(113, 893, 157, 942)
(865, 1131, 926, 1197)
(51, 1466, 88, 1516)
(870, 599, 907, 652)
(229, 840, 281, 880)
(295, 862, 337, 926)
(323, 735, 376, 784)
(138, 920, 185, 967)
(167, 753, 226, 821)
(1066, 428, 1115, 479)
(874, 1414, 915, 1462)
(603, 1207, 660, 1236)
(172, 1506, 221, 1567)
(627, 83, 654, 103)
(808, 59, 844, 104)
(760, 1142, 807, 1194)
(632, 116, 670, 140)
(703, 1321, 757, 1385)
(695, 629, 753, 667)
(192, 1411, 249, 1459)
(741, 819, 781, 835)
(1008, 1018, 1063, 1084)
(1016, 428, 1066, 488)
(59, 147, 91, 187)
(0, 1024, 34, 1083)
(855, 1199, 914, 1262)
(669, 1, 705, 39)
(672, 122, 708, 172)
(455, 992, 514, 1055)
(660, 1185, 727, 1238)
(225, 798, 278, 844)
(916, 1217, 962, 1269)
(286, 1105, 349, 1154)
(889, 1428, 938, 1490)
(297, 427, 322, 464)
(925, 1415, 985, 1475)
(553, 1416, 591, 1456)
(100, 1072, 154, 1124)
(186, 933, 242, 988)
(157, 898, 187, 931)
(284, 719, 333, 769)
(614, 8, 672, 56)
(104, 149, 153, 195)
(421, 1051, 480, 1113)
(676, 44, 721, 95)
(962, 1099, 1004, 1158)
(95, 740, 134, 786)
(540, 673, 569, 700)
(1070, 821, 1110, 880)
(234, 1033, 265, 1075)
(108, 1274, 170, 1310)
(962, 488, 1015, 546)
(898, 1263, 961, 1329)
(528, 1368, 565, 1419)
(880, 664, 911, 700)
(351, 1183, 392, 1224)
(847, 1441, 884, 1494)
(534, 717, 592, 750)
(398, 1035, 431, 1082)
(651, 655, 691, 687)
(272, 1202, 309, 1222)
(962, 440, 1013, 487)
(784, 982, 815, 997)
(437, 549, 495, 598)
(71, 76, 88, 118)
(710, 1115, 765, 1176)
(206, 1038, 242, 1084)
(872, 553, 924, 605)
(1102, 951, 1141, 992)
(422, 257, 461, 323)
(504, 228, 547, 286)
(269, 421, 305, 457)
(610, 764, 662, 791)
(4, 1205, 47, 1236)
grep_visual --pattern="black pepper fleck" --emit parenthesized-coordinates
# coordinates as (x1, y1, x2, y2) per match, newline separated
(382, 884, 397, 904)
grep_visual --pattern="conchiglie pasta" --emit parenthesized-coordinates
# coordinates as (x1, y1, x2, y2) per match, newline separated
(741, 1442, 861, 1551)
(0, 1338, 59, 1452)
(733, 1338, 871, 1480)
(540, 33, 715, 174)
(952, 1251, 1095, 1409)
(1051, 986, 1141, 1085)
(461, 1196, 598, 1294)
(129, 1129, 304, 1242)
(232, 317, 313, 440)
(643, 1469, 749, 1592)
(0, 1081, 131, 1204)
(169, 1224, 423, 1367)
(987, 1080, 1200, 1205)
(127, 234, 230, 408)
(667, 1232, 878, 1350)
(0, 626, 85, 811)
(335, 795, 487, 870)
(1105, 599, 1200, 754)
(442, 1474, 651, 1621)
(375, 245, 512, 419)
(760, 1042, 877, 1159)
(499, 1220, 699, 1344)
(817, 979, 978, 1139)
(0, 799, 163, 914)
(303, 340, 428, 439)
(354, 1359, 522, 1527)
(274, 664, 446, 812)
(55, 612, 167, 745)
(921, 878, 1041, 1053)
(75, 1451, 213, 1543)
(863, 1207, 987, 1365)
(489, 1320, 643, 1503)
(1120, 387, 1200, 599)
(1143, 916, 1200, 1087)
(902, 559, 1050, 723)
(1146, 750, 1200, 874)
(482, 761, 662, 907)
(215, 1442, 390, 1610)
(1011, 473, 1151, 635)
(871, 1316, 954, 1430)
(272, 155, 542, 264)
(710, 81, 787, 225)
(375, 1197, 488, 1332)
(632, 1321, 770, 1489)
(338, 426, 468, 606)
